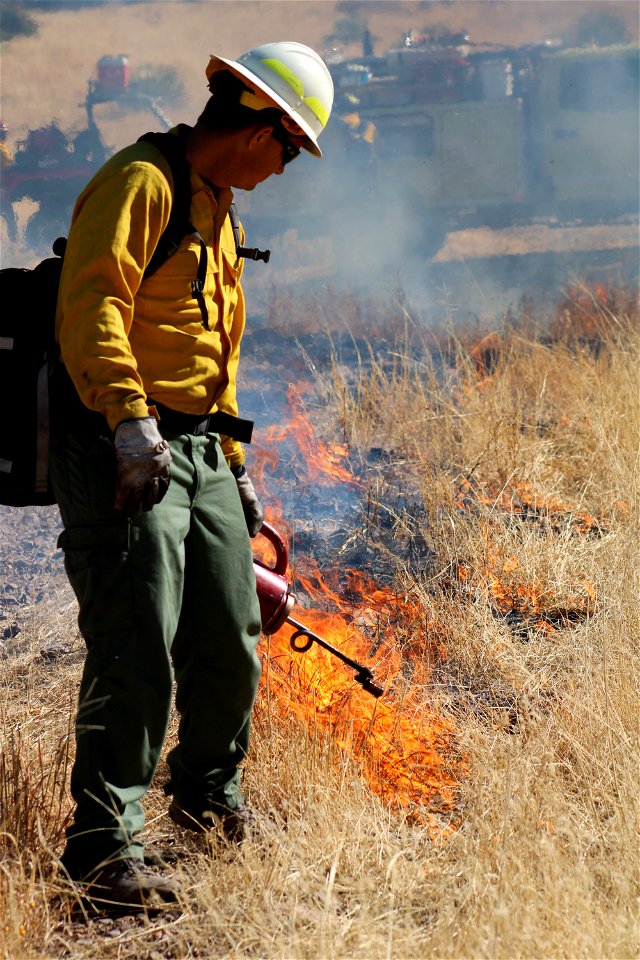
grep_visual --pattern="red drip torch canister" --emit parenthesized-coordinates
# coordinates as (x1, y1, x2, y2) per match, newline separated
(253, 522, 295, 635)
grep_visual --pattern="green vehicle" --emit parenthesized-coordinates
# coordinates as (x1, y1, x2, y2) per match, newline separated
(240, 41, 639, 273)
(530, 44, 639, 219)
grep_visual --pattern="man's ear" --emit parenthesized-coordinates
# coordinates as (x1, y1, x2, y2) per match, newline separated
(247, 125, 274, 151)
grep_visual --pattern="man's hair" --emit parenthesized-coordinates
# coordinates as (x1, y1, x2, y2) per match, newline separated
(199, 70, 283, 132)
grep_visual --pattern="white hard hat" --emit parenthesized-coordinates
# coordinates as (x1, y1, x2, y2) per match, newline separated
(206, 41, 334, 157)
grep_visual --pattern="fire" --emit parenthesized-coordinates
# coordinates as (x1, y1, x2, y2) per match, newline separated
(456, 477, 603, 536)
(555, 280, 611, 339)
(261, 585, 465, 835)
(252, 383, 360, 489)
(251, 383, 466, 834)
(457, 554, 596, 632)
(513, 481, 602, 536)
(251, 377, 602, 828)
(454, 514, 597, 636)
(455, 476, 599, 632)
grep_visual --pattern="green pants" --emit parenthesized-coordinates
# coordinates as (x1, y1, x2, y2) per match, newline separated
(50, 423, 262, 870)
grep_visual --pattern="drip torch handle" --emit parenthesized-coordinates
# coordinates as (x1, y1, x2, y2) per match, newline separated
(257, 521, 289, 575)
(287, 616, 384, 699)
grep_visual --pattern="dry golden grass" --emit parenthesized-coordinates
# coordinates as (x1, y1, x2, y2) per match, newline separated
(1, 290, 638, 958)
(3, 2, 639, 951)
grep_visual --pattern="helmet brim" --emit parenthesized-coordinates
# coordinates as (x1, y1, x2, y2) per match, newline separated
(207, 54, 323, 158)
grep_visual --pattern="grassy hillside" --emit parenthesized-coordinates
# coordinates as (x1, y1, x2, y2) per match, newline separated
(2, 0, 638, 151)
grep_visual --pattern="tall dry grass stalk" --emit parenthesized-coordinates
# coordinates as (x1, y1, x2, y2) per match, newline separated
(1, 294, 638, 958)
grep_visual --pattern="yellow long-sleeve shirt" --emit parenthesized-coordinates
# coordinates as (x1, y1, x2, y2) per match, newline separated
(56, 129, 247, 467)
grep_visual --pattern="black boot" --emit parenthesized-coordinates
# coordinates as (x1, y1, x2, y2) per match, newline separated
(64, 857, 183, 912)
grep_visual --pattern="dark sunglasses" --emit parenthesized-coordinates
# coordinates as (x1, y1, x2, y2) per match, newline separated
(271, 124, 301, 166)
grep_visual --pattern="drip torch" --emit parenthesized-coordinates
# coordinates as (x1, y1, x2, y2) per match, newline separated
(253, 522, 384, 699)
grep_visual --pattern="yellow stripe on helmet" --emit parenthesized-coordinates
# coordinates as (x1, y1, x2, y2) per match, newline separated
(303, 95, 329, 128)
(261, 58, 329, 128)
(261, 57, 304, 97)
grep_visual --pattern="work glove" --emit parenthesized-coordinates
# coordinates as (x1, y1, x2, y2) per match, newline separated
(113, 417, 172, 513)
(231, 465, 264, 537)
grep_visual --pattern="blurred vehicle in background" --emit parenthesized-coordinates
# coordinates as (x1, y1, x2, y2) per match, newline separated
(2, 120, 110, 247)
(2, 38, 637, 275)
(240, 35, 639, 277)
(1, 54, 173, 251)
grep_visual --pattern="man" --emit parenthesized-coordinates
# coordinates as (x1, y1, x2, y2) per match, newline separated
(51, 41, 333, 910)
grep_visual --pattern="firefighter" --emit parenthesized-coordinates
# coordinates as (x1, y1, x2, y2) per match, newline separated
(51, 41, 333, 910)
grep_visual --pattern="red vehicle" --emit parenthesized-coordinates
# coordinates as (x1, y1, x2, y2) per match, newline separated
(1, 54, 171, 252)
(1, 120, 109, 249)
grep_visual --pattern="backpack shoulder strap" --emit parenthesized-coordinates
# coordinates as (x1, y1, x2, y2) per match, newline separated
(137, 129, 210, 328)
(137, 130, 193, 279)
(136, 130, 269, 320)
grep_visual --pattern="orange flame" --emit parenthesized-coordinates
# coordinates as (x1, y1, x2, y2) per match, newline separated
(456, 477, 603, 536)
(251, 385, 466, 833)
(252, 384, 361, 489)
(260, 588, 465, 836)
(456, 549, 596, 632)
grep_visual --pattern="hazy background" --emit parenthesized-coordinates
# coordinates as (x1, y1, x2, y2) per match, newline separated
(2, 1, 638, 145)
(2, 0, 638, 313)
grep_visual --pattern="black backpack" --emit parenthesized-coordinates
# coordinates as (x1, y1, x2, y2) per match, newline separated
(0, 239, 66, 506)
(0, 130, 269, 508)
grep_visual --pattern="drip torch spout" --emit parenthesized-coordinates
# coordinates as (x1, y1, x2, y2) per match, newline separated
(287, 616, 385, 699)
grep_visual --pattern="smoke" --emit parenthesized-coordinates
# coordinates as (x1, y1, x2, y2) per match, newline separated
(239, 117, 444, 301)
(240, 43, 639, 320)
(5, 38, 638, 317)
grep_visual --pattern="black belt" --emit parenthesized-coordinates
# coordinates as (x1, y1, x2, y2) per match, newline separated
(151, 400, 253, 443)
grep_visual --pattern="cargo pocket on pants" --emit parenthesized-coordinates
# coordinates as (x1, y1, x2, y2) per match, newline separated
(57, 518, 135, 644)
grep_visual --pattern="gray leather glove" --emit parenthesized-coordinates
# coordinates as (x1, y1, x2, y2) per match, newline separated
(113, 417, 172, 513)
(231, 465, 264, 537)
